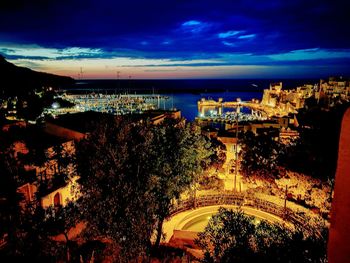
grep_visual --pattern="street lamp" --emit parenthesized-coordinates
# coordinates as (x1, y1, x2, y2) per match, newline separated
(284, 185, 288, 210)
(283, 179, 290, 220)
(234, 98, 241, 192)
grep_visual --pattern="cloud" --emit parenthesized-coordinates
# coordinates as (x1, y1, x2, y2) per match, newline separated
(182, 20, 201, 26)
(238, 34, 256, 39)
(268, 48, 350, 61)
(2, 42, 350, 70)
(222, 41, 236, 47)
(218, 30, 241, 39)
(0, 45, 103, 60)
(180, 20, 212, 33)
(1, 0, 350, 77)
(144, 68, 181, 72)
(1, 1, 349, 57)
(9, 59, 45, 70)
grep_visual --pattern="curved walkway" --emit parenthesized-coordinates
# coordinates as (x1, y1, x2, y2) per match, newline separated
(163, 193, 312, 243)
(163, 205, 284, 242)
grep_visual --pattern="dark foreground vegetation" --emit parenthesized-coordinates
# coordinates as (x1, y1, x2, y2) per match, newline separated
(240, 102, 350, 181)
(196, 208, 328, 263)
(0, 117, 215, 262)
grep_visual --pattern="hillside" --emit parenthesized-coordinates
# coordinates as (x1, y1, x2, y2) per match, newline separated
(0, 55, 74, 95)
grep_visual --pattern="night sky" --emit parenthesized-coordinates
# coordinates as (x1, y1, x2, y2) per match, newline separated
(1, 0, 350, 79)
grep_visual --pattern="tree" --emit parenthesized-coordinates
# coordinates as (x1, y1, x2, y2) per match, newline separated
(0, 145, 63, 261)
(76, 117, 156, 261)
(43, 202, 80, 262)
(11, 204, 66, 262)
(0, 147, 24, 253)
(240, 131, 281, 178)
(195, 207, 328, 263)
(51, 143, 75, 187)
(280, 103, 349, 180)
(16, 93, 44, 121)
(196, 208, 256, 263)
(207, 137, 226, 171)
(76, 117, 213, 260)
(148, 119, 212, 248)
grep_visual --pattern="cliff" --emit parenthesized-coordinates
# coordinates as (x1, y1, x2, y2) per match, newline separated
(0, 55, 74, 95)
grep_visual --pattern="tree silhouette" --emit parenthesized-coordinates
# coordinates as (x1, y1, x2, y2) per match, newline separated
(149, 119, 212, 248)
(196, 207, 328, 263)
(76, 117, 212, 261)
(240, 131, 281, 178)
(43, 202, 80, 262)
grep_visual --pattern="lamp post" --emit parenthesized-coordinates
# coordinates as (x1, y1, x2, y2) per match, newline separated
(234, 98, 241, 192)
(283, 184, 289, 220)
(284, 185, 287, 210)
(192, 172, 197, 209)
(193, 184, 197, 209)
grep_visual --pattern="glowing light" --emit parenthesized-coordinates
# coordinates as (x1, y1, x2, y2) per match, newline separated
(52, 102, 60, 109)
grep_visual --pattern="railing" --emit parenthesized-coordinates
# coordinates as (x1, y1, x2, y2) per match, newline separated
(169, 193, 317, 236)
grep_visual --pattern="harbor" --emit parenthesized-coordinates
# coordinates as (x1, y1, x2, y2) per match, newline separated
(44, 92, 170, 116)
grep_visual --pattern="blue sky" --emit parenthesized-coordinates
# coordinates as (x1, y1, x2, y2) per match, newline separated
(0, 0, 349, 79)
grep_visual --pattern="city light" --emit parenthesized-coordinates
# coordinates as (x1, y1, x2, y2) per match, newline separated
(51, 102, 60, 109)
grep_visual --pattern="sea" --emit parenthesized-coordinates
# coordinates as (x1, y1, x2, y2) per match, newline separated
(66, 79, 318, 121)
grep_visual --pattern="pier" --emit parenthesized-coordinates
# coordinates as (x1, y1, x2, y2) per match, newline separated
(197, 98, 288, 121)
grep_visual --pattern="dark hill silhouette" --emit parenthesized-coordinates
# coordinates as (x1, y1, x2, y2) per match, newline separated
(0, 55, 74, 95)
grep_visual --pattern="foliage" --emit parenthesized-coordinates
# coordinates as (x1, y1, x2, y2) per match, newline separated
(76, 117, 212, 261)
(240, 131, 281, 178)
(9, 204, 67, 262)
(0, 192, 66, 261)
(207, 137, 226, 171)
(198, 173, 224, 191)
(16, 91, 75, 121)
(240, 103, 349, 182)
(0, 147, 23, 241)
(280, 103, 349, 180)
(148, 119, 212, 248)
(76, 117, 155, 261)
(276, 172, 331, 216)
(16, 93, 44, 120)
(195, 207, 328, 263)
(43, 202, 81, 261)
(0, 133, 73, 261)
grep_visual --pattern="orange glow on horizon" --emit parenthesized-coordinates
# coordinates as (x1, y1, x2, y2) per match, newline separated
(9, 58, 287, 79)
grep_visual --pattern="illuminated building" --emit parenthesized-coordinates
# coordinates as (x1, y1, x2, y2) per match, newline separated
(1, 125, 79, 209)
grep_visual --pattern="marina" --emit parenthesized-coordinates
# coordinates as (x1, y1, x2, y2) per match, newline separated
(197, 98, 271, 124)
(45, 93, 170, 116)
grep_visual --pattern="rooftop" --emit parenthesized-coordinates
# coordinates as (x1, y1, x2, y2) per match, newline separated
(2, 124, 69, 150)
(46, 109, 181, 134)
(46, 111, 112, 134)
